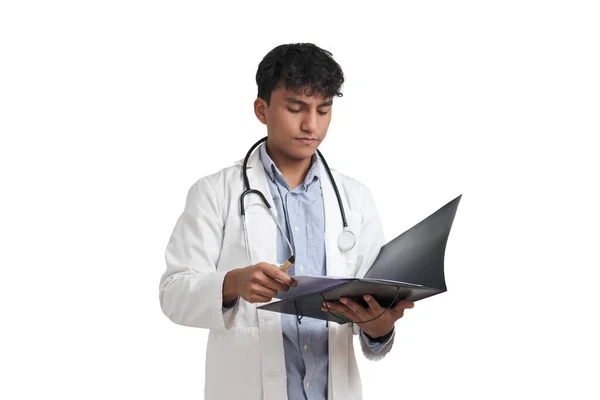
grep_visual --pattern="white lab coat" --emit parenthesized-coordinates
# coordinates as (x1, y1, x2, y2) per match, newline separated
(159, 148, 392, 399)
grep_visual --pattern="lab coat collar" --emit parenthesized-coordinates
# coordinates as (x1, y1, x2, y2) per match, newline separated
(234, 149, 321, 177)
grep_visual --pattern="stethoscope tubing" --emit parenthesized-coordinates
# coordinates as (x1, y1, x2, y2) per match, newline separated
(240, 136, 355, 264)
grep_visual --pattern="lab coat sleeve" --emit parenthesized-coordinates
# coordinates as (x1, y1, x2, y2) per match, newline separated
(359, 327, 395, 354)
(352, 186, 396, 360)
(159, 177, 236, 331)
(358, 329, 395, 361)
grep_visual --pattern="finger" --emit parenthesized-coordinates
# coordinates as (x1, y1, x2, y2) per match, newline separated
(391, 300, 414, 319)
(363, 295, 385, 314)
(267, 265, 293, 292)
(258, 274, 290, 293)
(339, 297, 369, 319)
(250, 283, 278, 299)
(251, 269, 289, 292)
(322, 301, 360, 322)
(393, 300, 415, 311)
(260, 263, 298, 287)
(249, 293, 272, 303)
(322, 304, 354, 321)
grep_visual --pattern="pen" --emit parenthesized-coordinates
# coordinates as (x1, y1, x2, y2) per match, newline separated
(279, 255, 295, 274)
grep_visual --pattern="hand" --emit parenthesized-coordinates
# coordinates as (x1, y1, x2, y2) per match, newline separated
(223, 262, 298, 304)
(321, 295, 414, 339)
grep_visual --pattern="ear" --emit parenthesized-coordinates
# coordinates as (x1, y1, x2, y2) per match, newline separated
(254, 98, 267, 125)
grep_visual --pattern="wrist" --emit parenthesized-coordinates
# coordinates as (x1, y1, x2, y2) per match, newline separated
(222, 269, 240, 305)
(363, 327, 394, 343)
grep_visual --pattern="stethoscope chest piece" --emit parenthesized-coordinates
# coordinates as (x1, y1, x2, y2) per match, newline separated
(337, 228, 356, 251)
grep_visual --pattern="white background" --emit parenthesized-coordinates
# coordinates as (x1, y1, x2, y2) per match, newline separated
(1, 1, 599, 399)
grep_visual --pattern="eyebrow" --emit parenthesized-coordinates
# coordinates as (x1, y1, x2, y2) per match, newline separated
(285, 98, 333, 107)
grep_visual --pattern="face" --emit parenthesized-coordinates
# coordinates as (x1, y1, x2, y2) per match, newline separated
(254, 85, 333, 163)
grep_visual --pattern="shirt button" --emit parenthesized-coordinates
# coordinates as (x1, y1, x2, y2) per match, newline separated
(303, 344, 308, 351)
(298, 264, 304, 271)
(306, 382, 310, 389)
(294, 226, 300, 232)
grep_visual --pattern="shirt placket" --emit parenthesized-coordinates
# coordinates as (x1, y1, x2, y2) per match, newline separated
(289, 188, 314, 397)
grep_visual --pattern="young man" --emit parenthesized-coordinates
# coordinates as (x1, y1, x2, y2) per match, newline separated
(160, 43, 414, 400)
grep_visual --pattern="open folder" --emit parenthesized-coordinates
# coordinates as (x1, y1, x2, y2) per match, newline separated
(257, 194, 462, 325)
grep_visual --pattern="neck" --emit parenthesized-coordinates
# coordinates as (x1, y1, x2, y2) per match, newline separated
(266, 142, 312, 190)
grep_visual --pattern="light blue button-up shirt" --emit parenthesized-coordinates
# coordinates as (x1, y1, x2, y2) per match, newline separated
(257, 143, 392, 400)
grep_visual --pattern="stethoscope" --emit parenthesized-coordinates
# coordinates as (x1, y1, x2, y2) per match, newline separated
(240, 137, 356, 266)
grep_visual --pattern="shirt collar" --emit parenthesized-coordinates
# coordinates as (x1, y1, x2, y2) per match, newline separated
(259, 142, 321, 191)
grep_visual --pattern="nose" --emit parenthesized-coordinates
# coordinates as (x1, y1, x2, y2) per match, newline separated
(300, 110, 318, 133)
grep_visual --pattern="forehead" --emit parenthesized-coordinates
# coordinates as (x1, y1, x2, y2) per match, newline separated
(271, 85, 332, 105)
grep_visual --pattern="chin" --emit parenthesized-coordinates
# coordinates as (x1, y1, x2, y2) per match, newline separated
(287, 147, 315, 161)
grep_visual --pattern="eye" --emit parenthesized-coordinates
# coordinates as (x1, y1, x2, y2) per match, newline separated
(287, 108, 301, 113)
(318, 110, 329, 116)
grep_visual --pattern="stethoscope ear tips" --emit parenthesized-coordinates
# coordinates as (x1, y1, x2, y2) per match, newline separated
(337, 229, 356, 251)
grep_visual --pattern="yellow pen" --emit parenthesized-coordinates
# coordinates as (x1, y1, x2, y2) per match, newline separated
(279, 255, 296, 274)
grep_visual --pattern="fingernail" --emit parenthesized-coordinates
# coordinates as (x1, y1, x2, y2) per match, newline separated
(322, 302, 326, 307)
(340, 298, 347, 304)
(364, 295, 371, 301)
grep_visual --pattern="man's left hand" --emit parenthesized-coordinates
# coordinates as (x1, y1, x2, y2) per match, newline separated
(321, 295, 414, 339)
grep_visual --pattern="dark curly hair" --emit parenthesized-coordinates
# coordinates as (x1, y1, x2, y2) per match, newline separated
(256, 43, 345, 105)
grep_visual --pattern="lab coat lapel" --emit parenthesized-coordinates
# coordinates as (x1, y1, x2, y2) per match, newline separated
(242, 148, 278, 265)
(320, 160, 351, 400)
(320, 162, 349, 279)
(240, 147, 288, 399)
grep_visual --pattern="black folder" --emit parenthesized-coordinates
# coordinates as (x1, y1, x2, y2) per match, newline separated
(257, 194, 462, 325)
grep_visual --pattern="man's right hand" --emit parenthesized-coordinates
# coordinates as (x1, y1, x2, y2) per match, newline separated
(223, 262, 297, 304)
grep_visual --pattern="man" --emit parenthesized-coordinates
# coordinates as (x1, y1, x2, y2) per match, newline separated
(159, 43, 414, 400)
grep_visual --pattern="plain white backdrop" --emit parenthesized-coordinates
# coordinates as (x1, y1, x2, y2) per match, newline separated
(1, 1, 599, 399)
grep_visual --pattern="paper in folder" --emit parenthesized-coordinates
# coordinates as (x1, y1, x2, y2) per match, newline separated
(257, 195, 462, 325)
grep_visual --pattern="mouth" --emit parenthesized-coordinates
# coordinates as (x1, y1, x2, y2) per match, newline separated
(296, 138, 319, 144)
